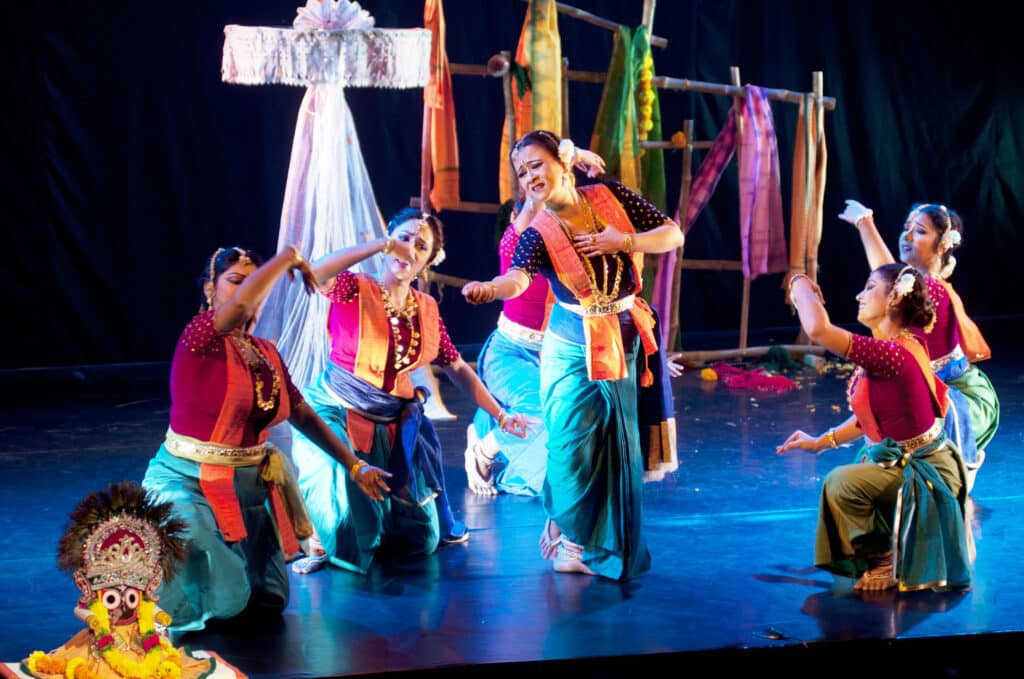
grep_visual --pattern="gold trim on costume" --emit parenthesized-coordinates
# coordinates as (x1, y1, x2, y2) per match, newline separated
(558, 294, 635, 317)
(897, 420, 944, 453)
(930, 344, 965, 372)
(164, 428, 270, 466)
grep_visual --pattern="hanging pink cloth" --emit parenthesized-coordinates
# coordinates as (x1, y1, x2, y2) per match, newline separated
(682, 86, 787, 280)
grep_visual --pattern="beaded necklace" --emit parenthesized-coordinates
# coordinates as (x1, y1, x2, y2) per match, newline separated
(380, 285, 420, 371)
(231, 333, 280, 411)
(546, 191, 624, 306)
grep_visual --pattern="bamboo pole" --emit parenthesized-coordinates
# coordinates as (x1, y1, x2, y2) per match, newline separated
(501, 50, 518, 202)
(410, 197, 500, 214)
(519, 0, 669, 48)
(730, 67, 750, 351)
(675, 343, 826, 365)
(562, 57, 570, 138)
(667, 118, 694, 353)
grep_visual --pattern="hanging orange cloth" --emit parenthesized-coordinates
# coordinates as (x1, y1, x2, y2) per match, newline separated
(937, 279, 992, 363)
(421, 0, 459, 211)
(498, 0, 562, 204)
(787, 92, 828, 287)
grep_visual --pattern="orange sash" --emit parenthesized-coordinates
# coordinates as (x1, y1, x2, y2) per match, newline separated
(851, 335, 949, 442)
(937, 279, 991, 363)
(349, 276, 440, 451)
(202, 335, 295, 544)
(532, 183, 657, 385)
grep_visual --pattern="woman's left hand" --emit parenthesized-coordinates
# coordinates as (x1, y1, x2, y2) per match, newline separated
(353, 464, 393, 501)
(776, 430, 821, 455)
(574, 226, 628, 257)
(573, 149, 606, 178)
(500, 412, 539, 439)
(288, 257, 319, 295)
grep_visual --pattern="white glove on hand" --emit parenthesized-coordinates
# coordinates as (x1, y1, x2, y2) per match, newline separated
(838, 199, 873, 226)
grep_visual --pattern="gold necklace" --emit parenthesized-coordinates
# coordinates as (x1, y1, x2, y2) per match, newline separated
(380, 285, 420, 371)
(546, 192, 624, 305)
(231, 334, 280, 412)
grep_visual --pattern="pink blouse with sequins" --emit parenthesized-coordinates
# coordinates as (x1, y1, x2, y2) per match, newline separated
(498, 223, 549, 331)
(846, 334, 940, 441)
(324, 272, 461, 393)
(169, 311, 304, 447)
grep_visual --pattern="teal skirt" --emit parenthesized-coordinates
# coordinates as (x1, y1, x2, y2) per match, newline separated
(540, 331, 651, 580)
(142, 445, 288, 633)
(290, 376, 439, 575)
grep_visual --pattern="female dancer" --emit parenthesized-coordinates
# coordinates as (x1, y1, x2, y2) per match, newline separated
(839, 200, 998, 491)
(465, 149, 608, 498)
(463, 130, 684, 580)
(289, 209, 532, 575)
(142, 245, 391, 633)
(778, 264, 971, 592)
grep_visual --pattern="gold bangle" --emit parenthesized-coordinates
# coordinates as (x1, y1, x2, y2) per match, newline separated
(288, 244, 304, 267)
(622, 234, 634, 254)
(497, 408, 508, 430)
(382, 238, 394, 256)
(826, 429, 839, 449)
(787, 273, 810, 305)
(349, 460, 367, 480)
(488, 282, 499, 301)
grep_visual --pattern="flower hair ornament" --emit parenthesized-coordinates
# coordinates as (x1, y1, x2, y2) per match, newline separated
(418, 213, 446, 267)
(557, 138, 577, 167)
(888, 266, 917, 304)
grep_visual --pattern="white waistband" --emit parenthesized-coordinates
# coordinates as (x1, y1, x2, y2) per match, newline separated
(558, 294, 635, 317)
(497, 312, 545, 348)
(930, 345, 965, 372)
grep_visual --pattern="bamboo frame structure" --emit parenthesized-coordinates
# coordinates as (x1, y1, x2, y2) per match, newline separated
(416, 3, 835, 364)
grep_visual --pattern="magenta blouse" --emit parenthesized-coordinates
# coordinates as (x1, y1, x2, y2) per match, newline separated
(498, 223, 550, 331)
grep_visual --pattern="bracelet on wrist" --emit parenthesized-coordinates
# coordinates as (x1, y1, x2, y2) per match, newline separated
(826, 429, 839, 449)
(622, 234, 634, 254)
(497, 408, 508, 430)
(488, 282, 499, 302)
(382, 238, 394, 256)
(288, 244, 304, 267)
(349, 460, 367, 481)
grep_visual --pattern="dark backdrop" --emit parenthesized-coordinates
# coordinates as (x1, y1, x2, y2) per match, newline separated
(3, 1, 1021, 370)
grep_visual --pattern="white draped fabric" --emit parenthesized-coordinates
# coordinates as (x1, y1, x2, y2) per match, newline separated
(222, 21, 431, 389)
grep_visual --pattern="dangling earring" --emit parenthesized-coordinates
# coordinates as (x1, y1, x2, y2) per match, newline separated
(205, 293, 213, 311)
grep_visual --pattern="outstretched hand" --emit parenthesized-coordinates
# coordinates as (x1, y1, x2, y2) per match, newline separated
(776, 430, 822, 455)
(500, 413, 539, 439)
(353, 464, 392, 501)
(462, 281, 496, 305)
(838, 199, 873, 227)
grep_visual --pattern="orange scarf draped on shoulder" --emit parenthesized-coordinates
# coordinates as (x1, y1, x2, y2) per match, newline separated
(936, 279, 991, 362)
(851, 334, 949, 442)
(531, 183, 658, 386)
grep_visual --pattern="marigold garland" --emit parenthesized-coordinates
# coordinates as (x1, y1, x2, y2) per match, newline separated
(636, 51, 656, 141)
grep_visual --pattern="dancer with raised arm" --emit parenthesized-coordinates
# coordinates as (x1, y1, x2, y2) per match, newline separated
(839, 200, 998, 492)
(778, 264, 971, 592)
(289, 209, 532, 575)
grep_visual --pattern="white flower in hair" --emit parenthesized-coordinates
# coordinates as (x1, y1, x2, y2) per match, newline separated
(938, 254, 957, 280)
(557, 138, 576, 166)
(940, 228, 962, 251)
(892, 272, 916, 300)
(431, 248, 446, 267)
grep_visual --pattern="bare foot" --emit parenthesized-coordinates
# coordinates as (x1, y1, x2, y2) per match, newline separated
(854, 564, 896, 591)
(291, 550, 328, 575)
(552, 540, 595, 575)
(539, 518, 562, 560)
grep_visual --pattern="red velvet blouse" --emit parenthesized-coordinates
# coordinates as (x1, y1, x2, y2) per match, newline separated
(846, 334, 941, 441)
(169, 311, 304, 447)
(911, 276, 957, 358)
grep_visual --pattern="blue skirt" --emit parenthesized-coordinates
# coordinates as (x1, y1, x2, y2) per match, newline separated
(472, 327, 549, 496)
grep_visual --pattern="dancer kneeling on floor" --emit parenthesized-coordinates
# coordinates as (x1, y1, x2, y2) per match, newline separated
(142, 245, 390, 634)
(777, 264, 972, 593)
(290, 209, 533, 575)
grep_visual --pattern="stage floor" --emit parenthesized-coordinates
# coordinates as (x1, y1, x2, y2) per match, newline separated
(2, 321, 1023, 678)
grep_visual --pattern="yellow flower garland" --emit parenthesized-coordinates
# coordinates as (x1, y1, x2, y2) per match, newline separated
(24, 597, 182, 679)
(636, 51, 656, 141)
